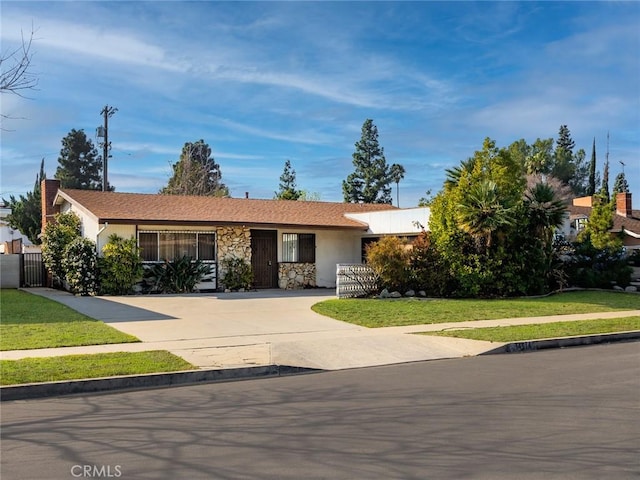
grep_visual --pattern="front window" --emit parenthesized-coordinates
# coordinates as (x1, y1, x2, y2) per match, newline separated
(139, 231, 216, 262)
(282, 233, 315, 262)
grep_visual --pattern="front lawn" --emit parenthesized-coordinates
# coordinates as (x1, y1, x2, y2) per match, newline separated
(0, 351, 195, 385)
(423, 316, 640, 342)
(1, 289, 139, 350)
(311, 291, 640, 328)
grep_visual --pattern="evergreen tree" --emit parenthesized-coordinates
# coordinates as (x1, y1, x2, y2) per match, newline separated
(4, 158, 45, 244)
(587, 138, 597, 196)
(579, 193, 619, 250)
(161, 140, 229, 196)
(274, 160, 301, 200)
(612, 172, 630, 196)
(551, 125, 590, 196)
(556, 125, 575, 153)
(54, 129, 103, 190)
(342, 119, 392, 204)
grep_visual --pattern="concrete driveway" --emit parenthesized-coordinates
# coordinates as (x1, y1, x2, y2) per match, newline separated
(16, 288, 494, 370)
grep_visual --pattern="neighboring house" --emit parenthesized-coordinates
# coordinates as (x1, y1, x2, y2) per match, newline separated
(42, 180, 429, 290)
(561, 192, 640, 250)
(0, 204, 40, 254)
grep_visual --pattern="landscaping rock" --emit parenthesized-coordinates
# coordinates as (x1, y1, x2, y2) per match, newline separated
(625, 286, 638, 292)
(613, 285, 624, 291)
(405, 290, 415, 297)
(379, 288, 390, 298)
(418, 290, 427, 297)
(390, 291, 402, 298)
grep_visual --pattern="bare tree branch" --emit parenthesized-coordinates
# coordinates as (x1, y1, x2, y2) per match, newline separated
(1, 28, 38, 97)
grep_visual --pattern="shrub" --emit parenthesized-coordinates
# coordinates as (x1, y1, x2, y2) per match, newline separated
(220, 257, 253, 290)
(99, 234, 144, 295)
(564, 239, 632, 289)
(41, 212, 81, 286)
(62, 237, 98, 295)
(365, 236, 410, 292)
(408, 232, 450, 297)
(144, 256, 211, 293)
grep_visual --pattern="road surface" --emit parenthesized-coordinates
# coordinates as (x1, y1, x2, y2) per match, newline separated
(2, 343, 638, 479)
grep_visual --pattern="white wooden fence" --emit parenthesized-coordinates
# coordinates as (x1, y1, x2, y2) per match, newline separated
(336, 263, 378, 298)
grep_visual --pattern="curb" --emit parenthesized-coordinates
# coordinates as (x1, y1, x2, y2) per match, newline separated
(482, 331, 640, 355)
(0, 365, 322, 402)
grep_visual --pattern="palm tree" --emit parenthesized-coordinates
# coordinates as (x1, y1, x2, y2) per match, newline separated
(524, 182, 567, 249)
(389, 163, 405, 207)
(457, 180, 514, 252)
(444, 158, 476, 190)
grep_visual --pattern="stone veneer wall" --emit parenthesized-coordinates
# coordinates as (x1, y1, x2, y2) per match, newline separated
(278, 263, 316, 290)
(217, 226, 251, 284)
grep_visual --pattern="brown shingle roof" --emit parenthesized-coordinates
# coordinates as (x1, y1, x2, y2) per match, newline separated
(55, 189, 397, 230)
(567, 205, 640, 235)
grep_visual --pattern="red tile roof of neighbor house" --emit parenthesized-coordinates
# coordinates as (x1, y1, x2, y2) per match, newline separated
(54, 189, 398, 230)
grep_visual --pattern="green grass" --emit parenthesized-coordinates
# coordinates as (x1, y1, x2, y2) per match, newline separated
(423, 316, 640, 342)
(312, 291, 640, 328)
(0, 351, 196, 385)
(1, 289, 139, 350)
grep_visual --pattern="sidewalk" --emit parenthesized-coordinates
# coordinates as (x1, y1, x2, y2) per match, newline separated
(3, 288, 639, 371)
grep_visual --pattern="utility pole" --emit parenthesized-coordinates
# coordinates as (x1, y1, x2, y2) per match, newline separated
(98, 105, 117, 191)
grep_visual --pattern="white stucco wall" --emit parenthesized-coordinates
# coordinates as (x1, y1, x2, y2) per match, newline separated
(277, 228, 363, 288)
(345, 207, 430, 235)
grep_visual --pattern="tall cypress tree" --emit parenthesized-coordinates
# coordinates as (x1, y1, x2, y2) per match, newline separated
(342, 119, 392, 204)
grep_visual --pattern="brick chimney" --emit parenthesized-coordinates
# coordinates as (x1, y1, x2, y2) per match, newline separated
(41, 179, 61, 234)
(616, 192, 632, 218)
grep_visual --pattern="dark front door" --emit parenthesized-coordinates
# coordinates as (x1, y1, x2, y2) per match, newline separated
(250, 230, 278, 288)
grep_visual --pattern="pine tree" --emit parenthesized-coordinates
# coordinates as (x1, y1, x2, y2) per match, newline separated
(54, 129, 103, 190)
(342, 119, 392, 204)
(161, 140, 229, 196)
(556, 125, 575, 153)
(4, 158, 45, 244)
(274, 160, 301, 200)
(612, 172, 630, 196)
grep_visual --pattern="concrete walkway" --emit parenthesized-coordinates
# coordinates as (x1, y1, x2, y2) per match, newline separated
(3, 288, 640, 371)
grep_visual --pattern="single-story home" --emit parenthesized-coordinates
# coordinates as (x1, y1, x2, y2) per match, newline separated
(41, 180, 429, 290)
(561, 192, 640, 250)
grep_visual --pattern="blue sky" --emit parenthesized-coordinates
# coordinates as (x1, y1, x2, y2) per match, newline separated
(1, 1, 639, 207)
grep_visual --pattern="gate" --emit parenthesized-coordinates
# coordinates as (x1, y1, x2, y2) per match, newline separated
(21, 253, 46, 287)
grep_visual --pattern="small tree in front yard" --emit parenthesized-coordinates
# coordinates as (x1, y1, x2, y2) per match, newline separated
(99, 234, 144, 295)
(42, 212, 82, 286)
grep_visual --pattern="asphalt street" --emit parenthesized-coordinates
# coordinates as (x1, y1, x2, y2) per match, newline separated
(1, 343, 639, 480)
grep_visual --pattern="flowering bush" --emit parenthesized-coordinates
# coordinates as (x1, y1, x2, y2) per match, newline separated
(42, 212, 81, 286)
(62, 237, 98, 295)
